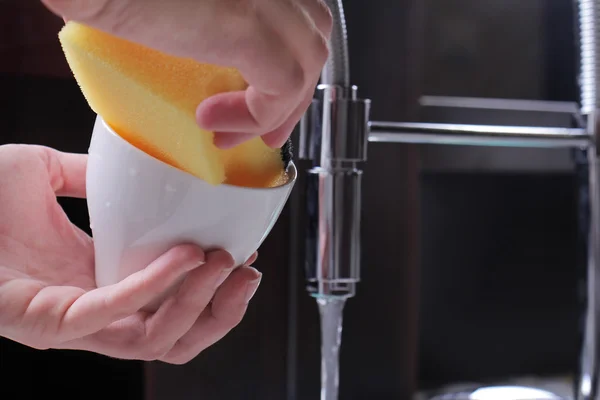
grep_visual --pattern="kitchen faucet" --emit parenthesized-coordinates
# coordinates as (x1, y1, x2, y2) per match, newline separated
(298, 0, 600, 399)
(298, 1, 369, 398)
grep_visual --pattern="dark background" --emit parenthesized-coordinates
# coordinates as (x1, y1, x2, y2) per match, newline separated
(0, 0, 582, 399)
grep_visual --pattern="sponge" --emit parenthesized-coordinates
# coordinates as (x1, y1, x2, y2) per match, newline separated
(59, 21, 288, 187)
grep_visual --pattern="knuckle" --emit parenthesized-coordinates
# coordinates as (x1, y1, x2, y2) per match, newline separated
(312, 32, 330, 67)
(168, 293, 201, 316)
(261, 108, 287, 132)
(171, 244, 203, 265)
(318, 1, 334, 36)
(140, 343, 170, 361)
(220, 5, 261, 62)
(229, 316, 244, 328)
(230, 36, 261, 72)
(270, 59, 304, 104)
(164, 353, 196, 365)
(288, 60, 306, 91)
(119, 322, 167, 361)
(220, 309, 245, 328)
(138, 329, 172, 361)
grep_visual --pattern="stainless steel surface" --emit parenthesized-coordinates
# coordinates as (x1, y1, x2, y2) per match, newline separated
(588, 112, 600, 158)
(368, 121, 590, 148)
(577, 1, 600, 399)
(416, 96, 579, 173)
(300, 84, 370, 299)
(304, 167, 362, 298)
(419, 96, 580, 115)
(315, 84, 370, 163)
(298, 98, 319, 160)
(428, 385, 565, 400)
(578, 149, 600, 400)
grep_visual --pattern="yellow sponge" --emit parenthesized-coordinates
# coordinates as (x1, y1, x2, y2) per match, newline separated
(59, 21, 285, 187)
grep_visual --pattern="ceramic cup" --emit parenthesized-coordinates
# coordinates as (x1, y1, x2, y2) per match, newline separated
(86, 116, 297, 311)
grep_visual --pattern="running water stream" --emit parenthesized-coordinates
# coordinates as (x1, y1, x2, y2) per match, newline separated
(317, 297, 347, 400)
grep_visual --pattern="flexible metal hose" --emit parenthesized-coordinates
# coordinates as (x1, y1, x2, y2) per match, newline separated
(321, 0, 350, 87)
(579, 0, 600, 114)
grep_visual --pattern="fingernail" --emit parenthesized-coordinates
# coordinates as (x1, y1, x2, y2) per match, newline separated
(244, 269, 262, 303)
(214, 266, 234, 289)
(261, 132, 290, 149)
(186, 260, 205, 271)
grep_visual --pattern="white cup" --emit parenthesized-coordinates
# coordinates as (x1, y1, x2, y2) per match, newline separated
(86, 116, 297, 310)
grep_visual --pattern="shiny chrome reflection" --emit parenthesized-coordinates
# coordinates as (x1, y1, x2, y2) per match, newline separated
(369, 121, 590, 148)
(429, 385, 565, 400)
(299, 84, 370, 299)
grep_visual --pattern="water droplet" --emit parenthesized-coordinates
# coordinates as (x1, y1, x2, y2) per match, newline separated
(105, 201, 111, 208)
(165, 184, 176, 192)
(129, 168, 138, 177)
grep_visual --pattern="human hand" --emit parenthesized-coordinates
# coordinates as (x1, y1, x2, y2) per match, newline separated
(41, 0, 333, 149)
(0, 144, 261, 364)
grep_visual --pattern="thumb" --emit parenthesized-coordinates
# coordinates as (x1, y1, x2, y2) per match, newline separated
(36, 146, 88, 198)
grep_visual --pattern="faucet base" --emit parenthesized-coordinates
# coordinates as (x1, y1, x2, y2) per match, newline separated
(306, 280, 357, 299)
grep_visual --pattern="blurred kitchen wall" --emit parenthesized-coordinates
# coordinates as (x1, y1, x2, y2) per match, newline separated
(424, 0, 546, 99)
(417, 0, 582, 390)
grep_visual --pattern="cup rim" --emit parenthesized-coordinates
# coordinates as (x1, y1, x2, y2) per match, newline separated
(97, 116, 297, 192)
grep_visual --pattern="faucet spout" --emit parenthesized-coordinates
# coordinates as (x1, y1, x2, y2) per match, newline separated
(296, 2, 371, 398)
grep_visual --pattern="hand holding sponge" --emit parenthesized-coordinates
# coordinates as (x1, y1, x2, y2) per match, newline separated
(59, 21, 289, 188)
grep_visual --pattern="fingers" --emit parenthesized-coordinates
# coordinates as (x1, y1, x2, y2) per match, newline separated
(37, 146, 88, 198)
(244, 251, 258, 266)
(57, 244, 204, 341)
(44, 0, 300, 90)
(160, 266, 262, 364)
(197, 0, 332, 149)
(45, 0, 331, 150)
(138, 250, 235, 358)
(196, 84, 300, 138)
(260, 88, 317, 148)
(59, 253, 260, 363)
(201, 87, 305, 150)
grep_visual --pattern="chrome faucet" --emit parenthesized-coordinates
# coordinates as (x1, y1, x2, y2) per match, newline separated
(299, 0, 370, 300)
(575, 1, 600, 399)
(298, 1, 370, 399)
(299, 0, 600, 399)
